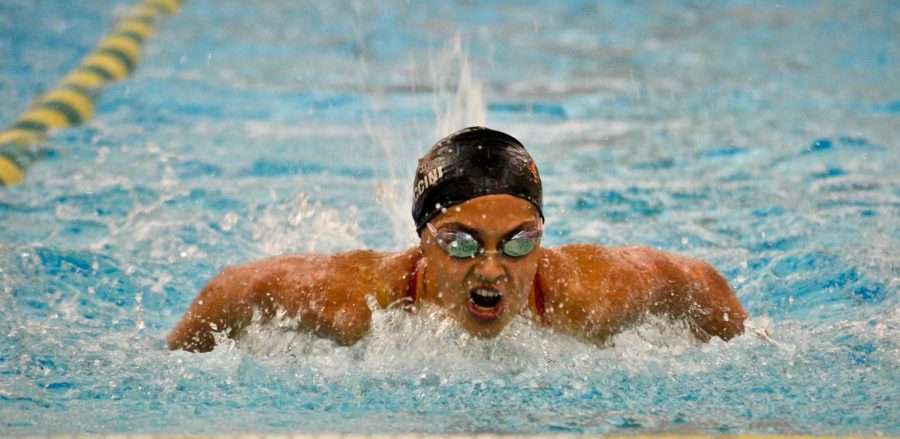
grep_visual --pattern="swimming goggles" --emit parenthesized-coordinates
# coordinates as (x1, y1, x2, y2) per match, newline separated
(426, 222, 542, 259)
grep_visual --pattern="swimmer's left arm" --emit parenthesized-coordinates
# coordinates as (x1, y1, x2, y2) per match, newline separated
(536, 245, 746, 342)
(659, 252, 747, 341)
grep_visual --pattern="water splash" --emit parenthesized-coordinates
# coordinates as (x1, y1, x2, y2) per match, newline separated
(249, 192, 362, 255)
(367, 33, 488, 247)
(431, 34, 487, 137)
(224, 302, 739, 382)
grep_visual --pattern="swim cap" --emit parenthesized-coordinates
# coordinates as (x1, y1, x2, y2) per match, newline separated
(412, 126, 543, 233)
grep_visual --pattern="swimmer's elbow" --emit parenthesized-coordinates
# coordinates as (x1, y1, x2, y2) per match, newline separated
(719, 298, 747, 341)
(697, 308, 746, 342)
(722, 315, 746, 341)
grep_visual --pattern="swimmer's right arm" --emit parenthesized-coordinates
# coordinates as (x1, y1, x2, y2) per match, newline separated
(167, 249, 420, 352)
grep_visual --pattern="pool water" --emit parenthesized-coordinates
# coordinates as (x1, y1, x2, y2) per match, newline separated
(1, 0, 898, 435)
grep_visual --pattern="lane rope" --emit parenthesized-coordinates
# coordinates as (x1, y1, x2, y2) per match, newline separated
(0, 0, 183, 186)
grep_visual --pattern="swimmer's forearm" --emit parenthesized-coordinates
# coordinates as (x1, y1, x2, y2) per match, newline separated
(166, 308, 221, 352)
(167, 267, 257, 352)
(676, 260, 746, 341)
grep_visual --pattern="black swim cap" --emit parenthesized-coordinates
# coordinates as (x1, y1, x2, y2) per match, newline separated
(412, 126, 543, 233)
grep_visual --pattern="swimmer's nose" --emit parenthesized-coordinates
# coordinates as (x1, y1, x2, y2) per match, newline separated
(473, 252, 506, 282)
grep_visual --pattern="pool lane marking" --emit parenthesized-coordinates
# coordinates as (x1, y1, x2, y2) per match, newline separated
(0, 0, 183, 187)
(16, 88, 97, 128)
(0, 156, 24, 185)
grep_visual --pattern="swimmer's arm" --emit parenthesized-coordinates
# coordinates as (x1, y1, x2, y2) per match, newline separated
(667, 253, 747, 341)
(536, 245, 746, 342)
(167, 249, 420, 352)
(166, 261, 271, 352)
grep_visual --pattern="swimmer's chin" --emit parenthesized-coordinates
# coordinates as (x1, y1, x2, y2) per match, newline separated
(423, 301, 512, 338)
(458, 317, 511, 338)
(467, 327, 506, 338)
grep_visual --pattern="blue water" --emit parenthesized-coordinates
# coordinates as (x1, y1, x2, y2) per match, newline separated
(1, 0, 898, 435)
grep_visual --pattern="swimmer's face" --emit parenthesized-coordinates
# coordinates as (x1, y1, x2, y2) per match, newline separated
(420, 194, 542, 338)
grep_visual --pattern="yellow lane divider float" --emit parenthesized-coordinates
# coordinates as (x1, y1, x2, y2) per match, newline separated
(0, 0, 182, 186)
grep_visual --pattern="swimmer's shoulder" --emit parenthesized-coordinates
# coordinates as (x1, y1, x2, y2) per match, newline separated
(211, 248, 420, 295)
(534, 245, 606, 296)
(542, 243, 679, 268)
(537, 243, 672, 288)
(301, 247, 421, 299)
(538, 243, 616, 270)
(229, 247, 418, 272)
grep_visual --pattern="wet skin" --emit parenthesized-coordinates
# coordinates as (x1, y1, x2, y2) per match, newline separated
(168, 195, 747, 352)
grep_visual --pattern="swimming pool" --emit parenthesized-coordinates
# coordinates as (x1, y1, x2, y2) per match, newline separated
(1, 0, 898, 435)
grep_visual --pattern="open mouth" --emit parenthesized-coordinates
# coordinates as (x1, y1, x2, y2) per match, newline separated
(467, 288, 504, 321)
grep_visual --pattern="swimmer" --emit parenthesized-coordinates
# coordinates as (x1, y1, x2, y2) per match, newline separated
(168, 127, 746, 352)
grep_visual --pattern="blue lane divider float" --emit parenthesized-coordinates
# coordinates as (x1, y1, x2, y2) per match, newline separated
(0, 0, 183, 186)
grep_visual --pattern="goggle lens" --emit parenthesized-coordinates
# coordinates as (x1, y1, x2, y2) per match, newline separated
(445, 234, 480, 258)
(502, 235, 535, 257)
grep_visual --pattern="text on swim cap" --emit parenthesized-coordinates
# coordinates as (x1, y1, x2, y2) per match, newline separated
(414, 165, 444, 198)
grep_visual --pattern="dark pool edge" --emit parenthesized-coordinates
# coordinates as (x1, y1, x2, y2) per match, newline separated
(6, 435, 895, 439)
